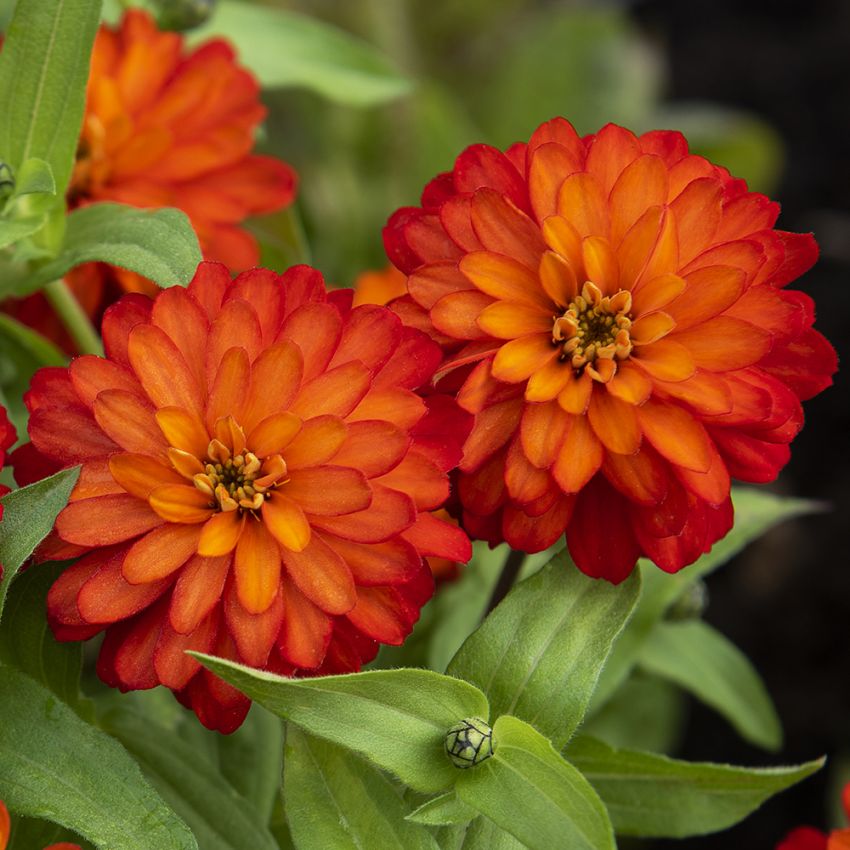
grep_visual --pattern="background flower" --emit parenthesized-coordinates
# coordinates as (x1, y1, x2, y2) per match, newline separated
(0, 800, 80, 850)
(777, 783, 850, 849)
(385, 117, 836, 582)
(15, 261, 471, 732)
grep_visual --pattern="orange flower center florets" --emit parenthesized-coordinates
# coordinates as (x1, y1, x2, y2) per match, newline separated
(552, 281, 633, 375)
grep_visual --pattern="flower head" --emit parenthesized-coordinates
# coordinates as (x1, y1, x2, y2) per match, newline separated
(384, 118, 836, 582)
(17, 262, 471, 732)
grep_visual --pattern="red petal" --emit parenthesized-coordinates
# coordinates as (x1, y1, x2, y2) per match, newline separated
(310, 484, 416, 543)
(57, 495, 163, 546)
(169, 553, 230, 634)
(282, 532, 356, 615)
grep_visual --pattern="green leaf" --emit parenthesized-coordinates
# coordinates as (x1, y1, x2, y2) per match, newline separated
(454, 817, 526, 850)
(447, 553, 640, 749)
(0, 562, 85, 711)
(591, 486, 823, 710)
(0, 0, 102, 197)
(640, 619, 782, 751)
(101, 707, 278, 850)
(1, 203, 202, 297)
(566, 735, 824, 838)
(284, 726, 440, 850)
(191, 1, 411, 105)
(10, 158, 56, 198)
(0, 313, 66, 367)
(0, 467, 80, 622)
(0, 216, 47, 250)
(406, 793, 477, 827)
(191, 655, 489, 793)
(0, 667, 197, 850)
(456, 715, 615, 850)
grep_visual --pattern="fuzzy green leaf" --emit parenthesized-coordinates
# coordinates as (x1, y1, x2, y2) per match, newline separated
(456, 715, 615, 850)
(0, 667, 196, 850)
(0, 216, 47, 250)
(284, 726, 440, 850)
(0, 0, 101, 197)
(447, 553, 640, 749)
(406, 792, 477, 827)
(566, 735, 824, 838)
(0, 467, 80, 622)
(640, 620, 782, 751)
(192, 655, 489, 793)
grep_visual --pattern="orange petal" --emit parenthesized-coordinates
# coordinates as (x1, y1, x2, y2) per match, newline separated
(557, 370, 593, 414)
(492, 334, 557, 383)
(198, 510, 246, 557)
(557, 171, 609, 238)
(92, 389, 166, 456)
(331, 419, 408, 477)
(669, 177, 723, 265)
(606, 362, 652, 405)
(406, 261, 471, 309)
(602, 448, 668, 505)
(476, 300, 552, 340)
(609, 154, 668, 245)
(631, 273, 686, 315)
(459, 396, 522, 472)
(207, 298, 263, 380)
(241, 340, 304, 432)
(322, 533, 420, 585)
(154, 612, 217, 690)
(283, 415, 347, 469)
(330, 303, 403, 372)
(278, 302, 343, 380)
(71, 458, 123, 501)
(539, 250, 578, 307)
(348, 387, 426, 431)
(123, 523, 202, 583)
(525, 358, 573, 402)
(285, 466, 372, 516)
(109, 453, 185, 500)
(247, 411, 302, 458)
(262, 493, 311, 552)
(281, 533, 356, 615)
(470, 188, 547, 271)
(155, 407, 209, 458)
(57, 494, 163, 546)
(673, 445, 730, 506)
(653, 369, 733, 416)
(630, 311, 675, 345)
(541, 214, 584, 273)
(529, 139, 584, 220)
(128, 323, 204, 417)
(551, 415, 603, 494)
(459, 251, 551, 309)
(278, 576, 332, 668)
(169, 553, 230, 634)
(632, 339, 696, 382)
(636, 207, 679, 287)
(504, 437, 550, 502)
(69, 355, 143, 406)
(290, 361, 371, 420)
(586, 124, 641, 195)
(670, 317, 771, 372)
(206, 346, 251, 432)
(637, 399, 713, 473)
(234, 517, 282, 614)
(377, 451, 448, 510)
(431, 290, 494, 339)
(520, 401, 570, 468)
(616, 205, 663, 290)
(587, 389, 642, 455)
(346, 586, 408, 644)
(151, 285, 209, 392)
(167, 447, 205, 479)
(309, 484, 416, 543)
(582, 236, 620, 294)
(666, 265, 746, 331)
(149, 484, 215, 523)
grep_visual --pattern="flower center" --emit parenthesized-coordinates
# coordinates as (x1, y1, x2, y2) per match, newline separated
(192, 428, 288, 513)
(552, 281, 633, 371)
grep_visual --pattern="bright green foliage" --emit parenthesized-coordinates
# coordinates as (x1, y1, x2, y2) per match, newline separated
(191, 656, 489, 793)
(641, 620, 782, 751)
(0, 0, 101, 197)
(283, 726, 440, 850)
(456, 716, 615, 850)
(101, 707, 279, 850)
(448, 553, 640, 749)
(192, 1, 412, 105)
(1, 204, 203, 297)
(406, 792, 477, 827)
(0, 667, 197, 850)
(567, 736, 824, 838)
(0, 467, 80, 622)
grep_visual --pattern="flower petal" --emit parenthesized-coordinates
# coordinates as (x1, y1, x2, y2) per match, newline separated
(285, 466, 372, 516)
(310, 484, 416, 543)
(551, 415, 604, 493)
(331, 420, 408, 477)
(322, 533, 421, 585)
(477, 300, 553, 340)
(637, 399, 713, 473)
(281, 533, 356, 615)
(206, 346, 251, 432)
(169, 553, 230, 634)
(149, 484, 215, 523)
(262, 493, 311, 552)
(520, 400, 570, 468)
(92, 389, 166, 456)
(588, 389, 642, 455)
(278, 576, 332, 669)
(122, 523, 202, 583)
(247, 411, 302, 458)
(198, 510, 246, 557)
(632, 339, 696, 382)
(606, 362, 652, 405)
(459, 251, 551, 309)
(155, 407, 209, 458)
(57, 494, 163, 546)
(109, 453, 185, 499)
(283, 415, 347, 469)
(234, 517, 282, 614)
(241, 340, 304, 432)
(492, 334, 557, 383)
(290, 361, 372, 420)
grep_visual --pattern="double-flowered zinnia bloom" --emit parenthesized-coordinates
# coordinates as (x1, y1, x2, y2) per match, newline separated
(0, 800, 80, 850)
(7, 9, 296, 344)
(385, 118, 836, 582)
(16, 262, 471, 732)
(777, 784, 850, 849)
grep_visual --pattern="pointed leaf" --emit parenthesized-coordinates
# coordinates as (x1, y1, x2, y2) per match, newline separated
(406, 793, 477, 827)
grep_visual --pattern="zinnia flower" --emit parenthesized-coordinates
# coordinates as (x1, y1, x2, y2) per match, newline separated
(16, 261, 471, 732)
(0, 800, 81, 850)
(6, 9, 296, 346)
(777, 784, 850, 849)
(384, 118, 836, 582)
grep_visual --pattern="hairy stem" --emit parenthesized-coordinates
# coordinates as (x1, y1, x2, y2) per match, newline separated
(43, 278, 103, 356)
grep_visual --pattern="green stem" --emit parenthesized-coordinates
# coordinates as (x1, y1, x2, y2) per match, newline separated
(43, 279, 103, 357)
(484, 549, 526, 618)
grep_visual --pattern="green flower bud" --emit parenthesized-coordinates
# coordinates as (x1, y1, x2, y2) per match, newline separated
(666, 580, 709, 622)
(153, 0, 216, 32)
(445, 717, 495, 769)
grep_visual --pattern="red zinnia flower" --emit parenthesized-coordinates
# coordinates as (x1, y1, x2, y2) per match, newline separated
(0, 406, 16, 581)
(6, 9, 296, 346)
(16, 262, 471, 732)
(777, 784, 850, 849)
(384, 118, 836, 582)
(0, 800, 81, 850)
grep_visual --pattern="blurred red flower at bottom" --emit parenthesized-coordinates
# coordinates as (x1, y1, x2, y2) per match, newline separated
(0, 800, 80, 850)
(777, 785, 850, 849)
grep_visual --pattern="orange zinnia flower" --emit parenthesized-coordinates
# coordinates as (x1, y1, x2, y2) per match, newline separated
(0, 800, 81, 850)
(7, 9, 296, 345)
(15, 262, 471, 732)
(384, 118, 836, 582)
(777, 784, 850, 850)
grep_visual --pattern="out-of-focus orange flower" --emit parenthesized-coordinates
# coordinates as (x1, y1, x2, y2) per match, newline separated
(777, 784, 850, 849)
(0, 800, 81, 850)
(14, 262, 472, 732)
(6, 9, 296, 347)
(384, 118, 836, 583)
